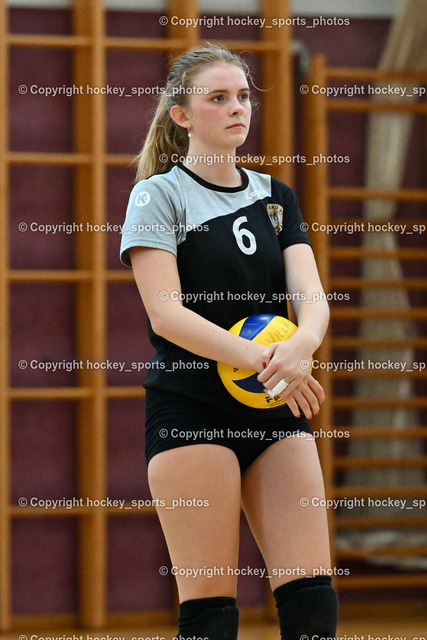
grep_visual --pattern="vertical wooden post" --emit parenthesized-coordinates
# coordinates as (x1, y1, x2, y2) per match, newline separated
(260, 0, 293, 184)
(168, 0, 200, 53)
(260, 1, 295, 620)
(302, 54, 336, 568)
(0, 0, 11, 629)
(72, 0, 107, 628)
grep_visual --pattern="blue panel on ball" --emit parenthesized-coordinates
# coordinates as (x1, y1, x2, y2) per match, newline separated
(233, 372, 264, 393)
(239, 314, 275, 340)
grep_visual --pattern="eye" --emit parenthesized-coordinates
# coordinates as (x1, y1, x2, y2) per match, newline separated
(239, 92, 250, 102)
(212, 95, 224, 103)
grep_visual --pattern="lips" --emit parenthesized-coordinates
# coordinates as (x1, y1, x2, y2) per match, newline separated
(227, 123, 245, 129)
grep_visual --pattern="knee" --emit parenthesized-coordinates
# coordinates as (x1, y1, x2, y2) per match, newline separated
(177, 596, 239, 640)
(273, 575, 339, 640)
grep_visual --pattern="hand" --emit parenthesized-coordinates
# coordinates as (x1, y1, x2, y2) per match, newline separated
(256, 335, 324, 418)
(278, 373, 325, 419)
(257, 336, 313, 391)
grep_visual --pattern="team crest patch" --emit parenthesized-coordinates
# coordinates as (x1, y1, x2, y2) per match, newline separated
(267, 203, 284, 235)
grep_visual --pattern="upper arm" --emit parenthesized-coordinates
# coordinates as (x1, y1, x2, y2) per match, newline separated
(283, 243, 325, 313)
(129, 246, 182, 332)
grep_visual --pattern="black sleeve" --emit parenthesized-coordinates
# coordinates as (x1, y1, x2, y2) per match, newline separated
(271, 176, 311, 252)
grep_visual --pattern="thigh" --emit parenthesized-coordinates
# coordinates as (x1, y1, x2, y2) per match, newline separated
(241, 435, 331, 591)
(148, 443, 242, 602)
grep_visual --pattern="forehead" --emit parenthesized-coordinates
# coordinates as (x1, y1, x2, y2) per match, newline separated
(193, 62, 249, 90)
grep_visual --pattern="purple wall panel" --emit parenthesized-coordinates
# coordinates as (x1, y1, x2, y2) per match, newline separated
(10, 165, 75, 270)
(11, 402, 77, 503)
(10, 47, 73, 153)
(10, 283, 76, 388)
(107, 517, 172, 611)
(12, 518, 78, 614)
(107, 165, 136, 270)
(107, 282, 154, 387)
(107, 399, 148, 501)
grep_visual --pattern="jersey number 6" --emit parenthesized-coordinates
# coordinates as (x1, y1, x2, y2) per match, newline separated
(232, 216, 257, 255)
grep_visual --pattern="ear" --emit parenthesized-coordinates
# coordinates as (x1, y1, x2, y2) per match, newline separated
(170, 104, 191, 132)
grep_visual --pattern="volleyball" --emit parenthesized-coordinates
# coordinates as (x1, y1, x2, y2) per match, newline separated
(217, 314, 300, 409)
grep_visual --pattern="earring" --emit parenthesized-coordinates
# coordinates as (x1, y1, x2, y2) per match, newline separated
(188, 127, 192, 138)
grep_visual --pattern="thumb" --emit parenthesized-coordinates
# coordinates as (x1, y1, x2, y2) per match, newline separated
(261, 342, 278, 364)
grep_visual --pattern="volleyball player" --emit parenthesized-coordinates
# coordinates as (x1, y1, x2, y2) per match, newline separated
(120, 44, 338, 640)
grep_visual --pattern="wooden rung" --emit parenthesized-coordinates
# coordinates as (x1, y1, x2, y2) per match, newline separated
(331, 370, 427, 379)
(331, 337, 427, 348)
(8, 388, 92, 400)
(106, 153, 135, 166)
(10, 506, 88, 517)
(9, 613, 78, 632)
(330, 248, 427, 259)
(334, 456, 427, 468)
(104, 36, 191, 50)
(9, 270, 93, 282)
(335, 574, 427, 589)
(331, 308, 427, 319)
(327, 67, 427, 81)
(10, 503, 156, 517)
(330, 277, 427, 289)
(334, 486, 427, 497)
(8, 386, 144, 400)
(336, 516, 427, 528)
(324, 218, 424, 229)
(215, 39, 285, 52)
(334, 398, 427, 408)
(328, 99, 427, 114)
(10, 271, 135, 283)
(106, 386, 145, 398)
(328, 186, 427, 200)
(105, 36, 284, 53)
(107, 271, 139, 282)
(7, 34, 91, 48)
(337, 547, 427, 557)
(7, 152, 91, 165)
(339, 427, 427, 438)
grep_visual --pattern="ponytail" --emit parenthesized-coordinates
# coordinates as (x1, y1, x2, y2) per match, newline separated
(135, 44, 250, 182)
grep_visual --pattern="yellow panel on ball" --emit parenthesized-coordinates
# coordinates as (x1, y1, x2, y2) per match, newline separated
(217, 314, 298, 409)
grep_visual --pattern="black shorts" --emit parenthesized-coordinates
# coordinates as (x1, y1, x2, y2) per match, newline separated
(145, 388, 313, 473)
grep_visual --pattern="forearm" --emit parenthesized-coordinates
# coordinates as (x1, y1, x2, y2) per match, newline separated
(291, 296, 330, 355)
(152, 302, 264, 371)
(283, 243, 330, 356)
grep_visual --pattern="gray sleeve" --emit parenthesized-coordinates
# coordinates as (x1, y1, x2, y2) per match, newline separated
(120, 175, 181, 267)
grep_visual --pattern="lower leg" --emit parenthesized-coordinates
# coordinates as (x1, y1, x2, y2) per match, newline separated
(273, 575, 338, 640)
(176, 596, 239, 640)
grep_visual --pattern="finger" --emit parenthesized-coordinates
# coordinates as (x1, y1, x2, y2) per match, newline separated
(284, 395, 302, 418)
(288, 390, 312, 419)
(258, 343, 278, 380)
(260, 342, 277, 362)
(306, 375, 325, 405)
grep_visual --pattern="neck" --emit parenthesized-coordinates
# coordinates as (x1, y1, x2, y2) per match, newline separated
(183, 145, 241, 187)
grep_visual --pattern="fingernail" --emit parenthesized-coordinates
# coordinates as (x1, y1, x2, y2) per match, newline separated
(314, 411, 319, 415)
(263, 362, 267, 369)
(274, 395, 280, 400)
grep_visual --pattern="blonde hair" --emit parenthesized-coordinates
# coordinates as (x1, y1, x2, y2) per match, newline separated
(135, 44, 251, 182)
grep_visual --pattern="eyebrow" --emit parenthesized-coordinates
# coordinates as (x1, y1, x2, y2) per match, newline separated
(205, 87, 250, 95)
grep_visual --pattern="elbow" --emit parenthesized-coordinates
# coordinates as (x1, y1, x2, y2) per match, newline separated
(148, 303, 180, 340)
(149, 313, 168, 339)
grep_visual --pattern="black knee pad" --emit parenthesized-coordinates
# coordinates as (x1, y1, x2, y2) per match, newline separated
(176, 595, 239, 640)
(273, 575, 338, 640)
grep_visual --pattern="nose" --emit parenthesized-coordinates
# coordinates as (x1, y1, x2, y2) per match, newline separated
(229, 95, 244, 115)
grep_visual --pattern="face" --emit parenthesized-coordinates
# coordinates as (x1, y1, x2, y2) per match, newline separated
(172, 62, 251, 154)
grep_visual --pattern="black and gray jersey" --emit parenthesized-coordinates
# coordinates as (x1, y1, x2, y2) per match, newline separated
(120, 162, 311, 418)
